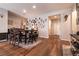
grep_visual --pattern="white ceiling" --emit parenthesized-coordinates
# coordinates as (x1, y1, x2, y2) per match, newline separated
(0, 3, 74, 18)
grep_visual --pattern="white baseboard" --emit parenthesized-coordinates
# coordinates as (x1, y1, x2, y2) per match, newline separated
(39, 36, 49, 39)
(0, 39, 7, 42)
(61, 39, 70, 42)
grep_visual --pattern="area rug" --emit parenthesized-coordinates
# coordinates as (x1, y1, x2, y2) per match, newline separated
(19, 40, 42, 49)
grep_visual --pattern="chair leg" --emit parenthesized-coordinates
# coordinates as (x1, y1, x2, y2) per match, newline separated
(25, 39, 27, 44)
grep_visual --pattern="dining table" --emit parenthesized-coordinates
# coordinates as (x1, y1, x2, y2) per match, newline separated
(8, 28, 39, 46)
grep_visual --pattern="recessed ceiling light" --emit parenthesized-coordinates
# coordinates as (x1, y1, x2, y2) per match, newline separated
(54, 16, 57, 18)
(32, 5, 36, 9)
(23, 9, 27, 13)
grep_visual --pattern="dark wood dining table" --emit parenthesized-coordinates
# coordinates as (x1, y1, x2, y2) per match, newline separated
(8, 28, 38, 46)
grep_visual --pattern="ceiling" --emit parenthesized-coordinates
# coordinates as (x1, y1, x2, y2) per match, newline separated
(0, 3, 74, 18)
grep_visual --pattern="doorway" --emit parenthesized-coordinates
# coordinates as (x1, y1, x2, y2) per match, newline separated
(48, 15, 61, 36)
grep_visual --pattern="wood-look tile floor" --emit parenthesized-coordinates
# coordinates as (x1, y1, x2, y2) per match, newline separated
(49, 35, 63, 56)
(0, 42, 32, 56)
(0, 35, 66, 56)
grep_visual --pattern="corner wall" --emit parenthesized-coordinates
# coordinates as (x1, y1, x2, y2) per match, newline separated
(71, 4, 77, 33)
(0, 8, 8, 33)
